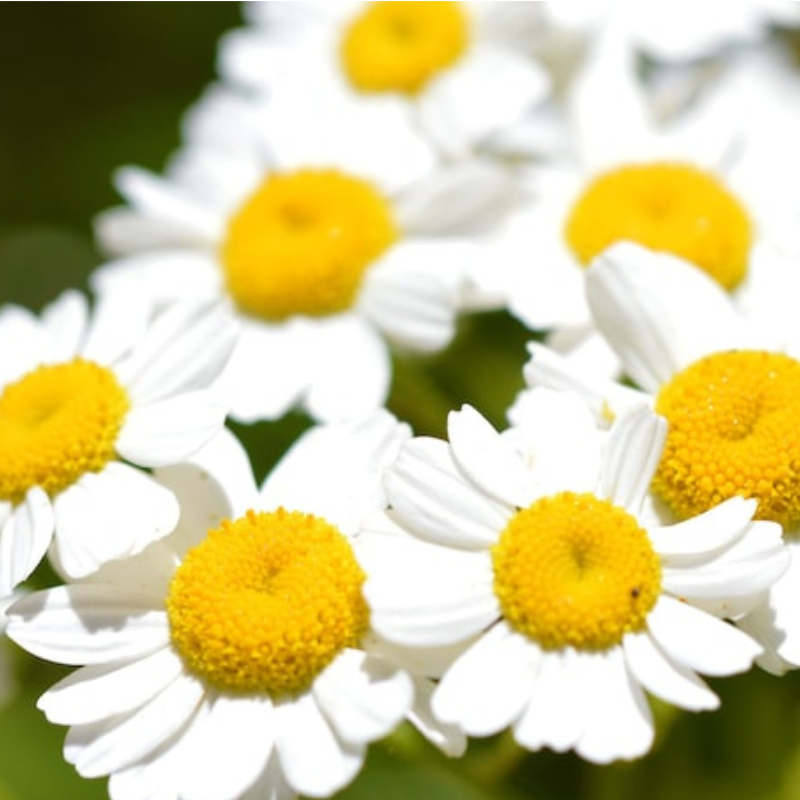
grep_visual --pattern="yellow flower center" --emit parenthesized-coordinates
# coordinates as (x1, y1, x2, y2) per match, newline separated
(167, 508, 370, 697)
(654, 350, 800, 528)
(0, 358, 130, 503)
(564, 161, 753, 290)
(492, 492, 661, 651)
(340, 1, 469, 95)
(221, 169, 398, 321)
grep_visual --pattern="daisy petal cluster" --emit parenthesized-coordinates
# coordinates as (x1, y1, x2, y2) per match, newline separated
(9, 414, 451, 800)
(360, 392, 785, 762)
(4, 3, 800, 800)
(0, 288, 237, 592)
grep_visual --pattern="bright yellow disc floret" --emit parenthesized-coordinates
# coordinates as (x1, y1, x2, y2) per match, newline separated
(564, 161, 753, 290)
(0, 358, 130, 503)
(340, 1, 469, 95)
(492, 492, 661, 651)
(221, 168, 398, 321)
(655, 350, 800, 528)
(167, 508, 370, 697)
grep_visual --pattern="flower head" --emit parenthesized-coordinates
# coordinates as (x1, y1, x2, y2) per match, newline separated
(360, 392, 785, 762)
(475, 24, 800, 380)
(218, 1, 551, 159)
(0, 288, 236, 591)
(7, 412, 466, 799)
(92, 87, 506, 423)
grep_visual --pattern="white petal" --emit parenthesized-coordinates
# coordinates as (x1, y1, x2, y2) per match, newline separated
(358, 240, 462, 352)
(0, 487, 54, 596)
(385, 437, 509, 549)
(646, 595, 762, 676)
(405, 676, 467, 757)
(0, 303, 47, 387)
(7, 585, 168, 665)
(363, 603, 479, 678)
(586, 243, 749, 390)
(569, 26, 654, 169)
(41, 289, 89, 362)
(180, 695, 275, 800)
(432, 622, 539, 736)
(154, 426, 259, 540)
(40, 647, 186, 725)
(303, 316, 390, 423)
(507, 386, 604, 495)
(600, 405, 666, 513)
(90, 251, 222, 308)
(575, 648, 654, 763)
(82, 283, 154, 366)
(419, 46, 549, 157)
(107, 701, 211, 800)
(275, 692, 365, 799)
(65, 674, 205, 779)
(113, 166, 224, 242)
(313, 649, 412, 746)
(259, 411, 409, 534)
(237, 754, 295, 800)
(513, 649, 587, 753)
(52, 463, 179, 579)
(395, 161, 519, 236)
(520, 342, 650, 426)
(116, 391, 229, 467)
(649, 497, 760, 563)
(267, 91, 435, 196)
(738, 540, 800, 671)
(116, 300, 238, 406)
(447, 405, 536, 508)
(95, 206, 213, 257)
(661, 533, 789, 609)
(363, 535, 498, 647)
(623, 630, 719, 711)
(216, 321, 312, 423)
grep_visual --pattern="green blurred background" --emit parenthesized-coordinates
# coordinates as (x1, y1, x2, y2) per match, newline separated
(0, 2, 241, 312)
(2, 4, 800, 800)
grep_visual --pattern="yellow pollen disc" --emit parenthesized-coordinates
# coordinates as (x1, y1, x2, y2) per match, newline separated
(0, 358, 130, 503)
(492, 492, 661, 651)
(221, 169, 398, 321)
(564, 161, 753, 290)
(167, 508, 370, 697)
(654, 350, 800, 527)
(340, 1, 469, 95)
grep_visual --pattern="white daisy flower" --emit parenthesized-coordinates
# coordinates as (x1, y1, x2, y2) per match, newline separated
(521, 240, 800, 673)
(7, 412, 466, 800)
(361, 391, 785, 763)
(476, 23, 800, 376)
(218, 1, 551, 160)
(0, 288, 236, 590)
(91, 86, 503, 423)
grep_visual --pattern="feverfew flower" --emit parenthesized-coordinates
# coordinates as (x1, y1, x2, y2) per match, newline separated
(522, 241, 800, 673)
(7, 412, 461, 800)
(361, 392, 785, 762)
(0, 289, 236, 590)
(92, 88, 499, 423)
(477, 25, 800, 374)
(218, 1, 551, 159)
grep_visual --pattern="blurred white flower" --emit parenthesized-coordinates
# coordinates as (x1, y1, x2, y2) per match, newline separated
(92, 87, 511, 423)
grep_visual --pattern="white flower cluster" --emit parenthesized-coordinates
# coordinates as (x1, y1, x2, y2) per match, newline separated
(4, 3, 800, 799)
